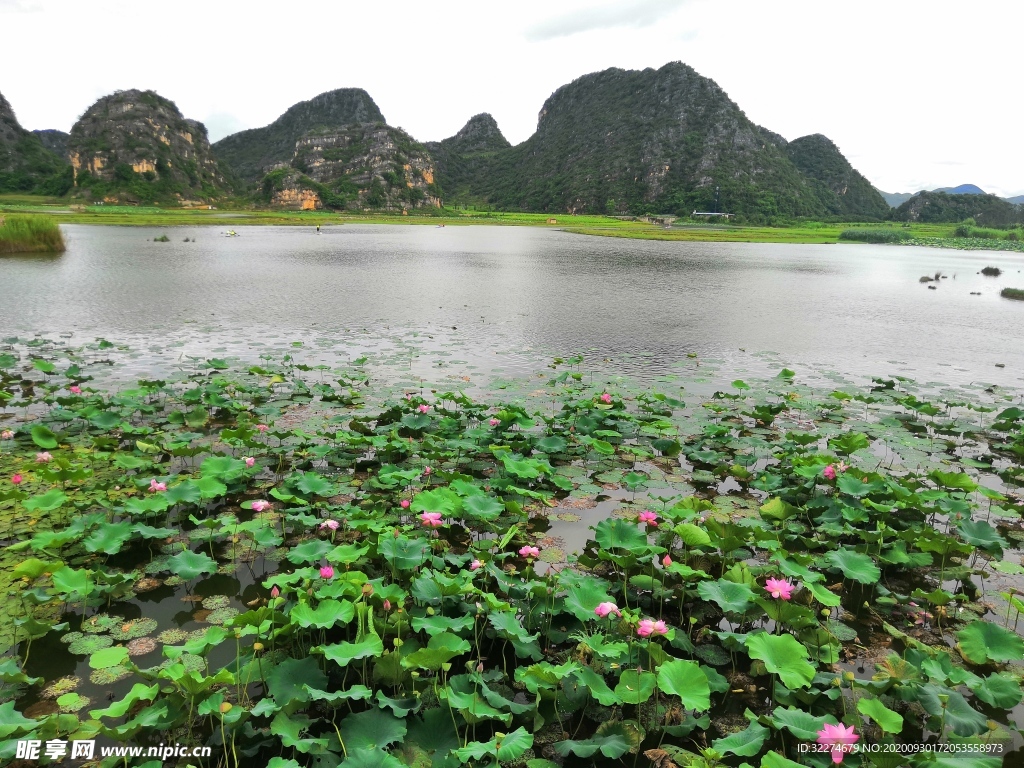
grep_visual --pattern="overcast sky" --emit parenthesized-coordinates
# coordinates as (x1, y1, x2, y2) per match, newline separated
(2, 0, 1021, 196)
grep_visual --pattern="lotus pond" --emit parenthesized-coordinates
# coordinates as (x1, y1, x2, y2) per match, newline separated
(1, 340, 1024, 768)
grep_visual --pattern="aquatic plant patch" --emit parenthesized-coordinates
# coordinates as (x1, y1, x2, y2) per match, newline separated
(0, 344, 1022, 766)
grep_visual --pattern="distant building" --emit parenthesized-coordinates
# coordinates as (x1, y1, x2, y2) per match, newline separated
(692, 211, 733, 218)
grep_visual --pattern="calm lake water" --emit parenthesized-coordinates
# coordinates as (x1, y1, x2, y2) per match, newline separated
(2, 224, 1024, 387)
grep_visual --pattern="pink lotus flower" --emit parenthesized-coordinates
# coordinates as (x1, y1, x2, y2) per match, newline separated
(837, 461, 850, 473)
(11, 474, 22, 485)
(519, 545, 540, 559)
(418, 404, 430, 413)
(149, 479, 167, 492)
(400, 500, 410, 509)
(35, 452, 53, 463)
(489, 418, 500, 427)
(270, 586, 280, 598)
(823, 465, 837, 481)
(0, 430, 14, 440)
(255, 424, 269, 433)
(69, 385, 82, 395)
(594, 602, 621, 618)
(816, 723, 859, 764)
(600, 393, 612, 404)
(470, 559, 483, 571)
(243, 457, 255, 467)
(637, 619, 668, 637)
(251, 500, 271, 512)
(423, 466, 432, 475)
(319, 565, 334, 579)
(382, 599, 391, 611)
(765, 578, 795, 600)
(420, 511, 443, 527)
(638, 510, 658, 526)
(320, 519, 340, 530)
(662, 554, 673, 567)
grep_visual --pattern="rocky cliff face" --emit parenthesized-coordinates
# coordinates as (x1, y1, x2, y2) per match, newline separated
(434, 62, 880, 219)
(784, 134, 888, 219)
(261, 123, 441, 211)
(32, 129, 69, 159)
(67, 89, 229, 202)
(212, 88, 385, 184)
(0, 91, 71, 194)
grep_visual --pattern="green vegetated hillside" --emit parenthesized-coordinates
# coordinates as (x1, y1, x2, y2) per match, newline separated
(67, 90, 232, 204)
(425, 113, 511, 202)
(209, 63, 888, 219)
(211, 89, 385, 184)
(428, 63, 888, 219)
(0, 91, 72, 195)
(892, 191, 1023, 227)
(784, 134, 889, 219)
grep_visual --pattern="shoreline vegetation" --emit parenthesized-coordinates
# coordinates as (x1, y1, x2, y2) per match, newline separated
(0, 214, 66, 254)
(2, 196, 1024, 252)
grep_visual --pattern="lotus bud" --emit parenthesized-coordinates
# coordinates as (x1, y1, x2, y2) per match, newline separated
(383, 599, 391, 611)
(219, 702, 232, 714)
(252, 642, 264, 653)
(842, 671, 855, 682)
(821, 609, 831, 617)
(441, 662, 451, 673)
(426, 606, 435, 616)
(362, 583, 374, 597)
(476, 662, 484, 673)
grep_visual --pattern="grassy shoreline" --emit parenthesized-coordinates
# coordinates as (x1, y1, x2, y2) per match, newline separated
(2, 195, 1024, 251)
(0, 214, 66, 254)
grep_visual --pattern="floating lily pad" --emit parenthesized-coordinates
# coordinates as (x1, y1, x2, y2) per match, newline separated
(56, 692, 90, 713)
(157, 628, 189, 645)
(59, 631, 84, 645)
(89, 666, 132, 685)
(127, 637, 158, 656)
(40, 676, 81, 699)
(80, 614, 122, 634)
(110, 618, 158, 641)
(68, 635, 113, 655)
(693, 644, 731, 666)
(206, 607, 239, 625)
(201, 595, 231, 610)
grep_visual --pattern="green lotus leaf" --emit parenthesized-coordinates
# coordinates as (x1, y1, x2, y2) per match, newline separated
(973, 673, 1023, 709)
(23, 488, 68, 513)
(929, 470, 978, 491)
(285, 539, 332, 564)
(712, 720, 769, 757)
(697, 579, 756, 614)
(31, 425, 58, 449)
(0, 700, 40, 738)
(674, 522, 712, 547)
(84, 521, 134, 555)
(613, 669, 656, 704)
(379, 536, 429, 570)
(956, 621, 1024, 664)
(89, 646, 129, 669)
(595, 517, 650, 553)
(553, 732, 631, 759)
(290, 599, 353, 630)
(770, 707, 835, 741)
(821, 549, 880, 584)
(339, 708, 407, 752)
(957, 520, 1007, 554)
(656, 659, 711, 711)
(463, 494, 504, 520)
(411, 487, 463, 516)
(857, 696, 903, 733)
(267, 657, 327, 705)
(166, 550, 217, 580)
(744, 632, 815, 689)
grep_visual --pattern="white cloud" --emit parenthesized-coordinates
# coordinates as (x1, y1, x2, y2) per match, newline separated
(525, 0, 688, 41)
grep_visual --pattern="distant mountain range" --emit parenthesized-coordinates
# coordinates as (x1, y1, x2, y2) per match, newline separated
(879, 184, 1023, 208)
(1, 69, 1018, 220)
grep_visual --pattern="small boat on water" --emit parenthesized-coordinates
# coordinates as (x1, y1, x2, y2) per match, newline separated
(223, 230, 239, 237)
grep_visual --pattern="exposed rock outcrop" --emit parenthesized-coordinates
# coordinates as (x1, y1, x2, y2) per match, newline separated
(212, 88, 385, 184)
(67, 89, 229, 202)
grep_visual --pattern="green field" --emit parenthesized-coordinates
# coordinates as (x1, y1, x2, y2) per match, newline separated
(1, 194, 1020, 249)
